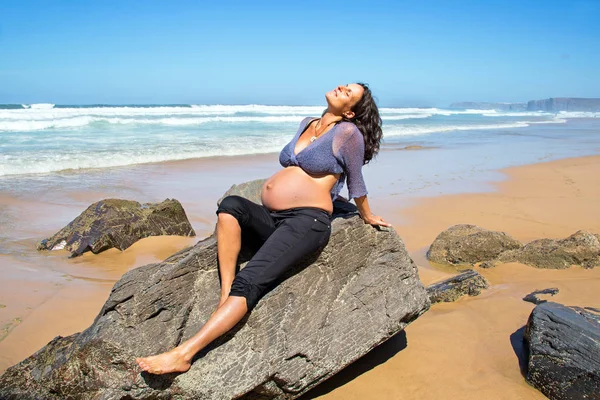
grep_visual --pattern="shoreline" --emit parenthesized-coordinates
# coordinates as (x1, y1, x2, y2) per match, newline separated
(0, 153, 599, 399)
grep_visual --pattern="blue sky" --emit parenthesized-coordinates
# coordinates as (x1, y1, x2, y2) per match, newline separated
(0, 0, 598, 106)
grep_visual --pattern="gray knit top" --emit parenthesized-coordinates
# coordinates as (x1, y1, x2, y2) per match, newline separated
(279, 117, 368, 200)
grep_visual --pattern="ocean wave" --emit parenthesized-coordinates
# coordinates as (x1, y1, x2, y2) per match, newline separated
(0, 105, 324, 119)
(0, 115, 312, 131)
(189, 104, 325, 115)
(0, 113, 444, 131)
(0, 139, 288, 176)
(27, 103, 55, 109)
(481, 111, 548, 117)
(380, 107, 501, 116)
(1, 104, 535, 121)
(0, 104, 569, 126)
(382, 119, 565, 137)
(0, 116, 98, 131)
(557, 111, 600, 118)
(382, 114, 433, 120)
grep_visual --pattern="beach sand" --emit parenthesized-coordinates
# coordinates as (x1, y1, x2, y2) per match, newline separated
(1, 154, 599, 399)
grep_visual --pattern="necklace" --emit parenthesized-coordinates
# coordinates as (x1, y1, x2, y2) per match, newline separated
(310, 119, 337, 142)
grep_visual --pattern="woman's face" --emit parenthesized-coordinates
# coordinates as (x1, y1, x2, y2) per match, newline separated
(325, 83, 364, 116)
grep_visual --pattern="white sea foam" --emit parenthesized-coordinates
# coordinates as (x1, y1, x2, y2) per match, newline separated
(28, 103, 55, 109)
(382, 120, 565, 137)
(380, 107, 500, 116)
(528, 118, 567, 124)
(0, 136, 290, 176)
(190, 104, 324, 115)
(0, 105, 517, 122)
(0, 105, 567, 132)
(382, 114, 433, 120)
(0, 115, 309, 131)
(558, 111, 600, 118)
(0, 116, 97, 131)
(481, 111, 547, 117)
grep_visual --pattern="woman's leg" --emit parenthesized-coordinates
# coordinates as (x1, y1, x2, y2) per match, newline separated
(136, 196, 275, 374)
(215, 195, 276, 307)
(228, 210, 331, 311)
(136, 211, 329, 374)
(136, 296, 248, 374)
(216, 212, 241, 307)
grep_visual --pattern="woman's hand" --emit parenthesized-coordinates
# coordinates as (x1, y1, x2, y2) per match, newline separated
(361, 213, 392, 227)
(354, 195, 392, 227)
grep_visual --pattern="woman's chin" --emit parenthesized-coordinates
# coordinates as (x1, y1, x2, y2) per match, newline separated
(324, 93, 336, 106)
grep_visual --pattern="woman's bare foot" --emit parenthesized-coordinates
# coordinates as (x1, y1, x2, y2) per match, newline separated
(136, 348, 191, 375)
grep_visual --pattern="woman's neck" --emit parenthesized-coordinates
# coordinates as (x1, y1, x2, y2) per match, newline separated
(320, 110, 343, 126)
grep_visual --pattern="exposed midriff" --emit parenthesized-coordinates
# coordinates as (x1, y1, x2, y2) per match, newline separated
(261, 166, 338, 214)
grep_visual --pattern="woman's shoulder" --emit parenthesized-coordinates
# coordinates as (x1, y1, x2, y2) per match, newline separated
(335, 121, 363, 139)
(300, 116, 318, 126)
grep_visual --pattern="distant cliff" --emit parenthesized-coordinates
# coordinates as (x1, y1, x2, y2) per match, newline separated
(526, 98, 600, 112)
(449, 102, 527, 111)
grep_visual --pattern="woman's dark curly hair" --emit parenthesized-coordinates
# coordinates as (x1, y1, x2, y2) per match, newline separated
(341, 82, 383, 165)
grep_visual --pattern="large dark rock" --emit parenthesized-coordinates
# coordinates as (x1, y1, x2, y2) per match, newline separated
(0, 181, 430, 399)
(37, 198, 196, 257)
(427, 224, 522, 265)
(524, 302, 600, 399)
(527, 97, 600, 112)
(498, 230, 600, 269)
(426, 269, 489, 304)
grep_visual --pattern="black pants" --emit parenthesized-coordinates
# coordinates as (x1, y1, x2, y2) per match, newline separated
(216, 195, 331, 309)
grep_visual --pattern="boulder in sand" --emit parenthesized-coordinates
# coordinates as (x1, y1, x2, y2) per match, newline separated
(37, 198, 196, 257)
(498, 230, 600, 269)
(524, 302, 600, 399)
(522, 288, 559, 305)
(426, 269, 489, 304)
(427, 224, 522, 265)
(1, 181, 430, 400)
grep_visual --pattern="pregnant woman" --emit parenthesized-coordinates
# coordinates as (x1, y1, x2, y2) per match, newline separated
(136, 83, 391, 374)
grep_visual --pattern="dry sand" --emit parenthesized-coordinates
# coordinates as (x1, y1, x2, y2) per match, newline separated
(1, 154, 599, 399)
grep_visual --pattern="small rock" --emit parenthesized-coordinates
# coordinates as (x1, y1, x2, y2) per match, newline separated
(499, 230, 600, 269)
(427, 224, 522, 265)
(426, 269, 489, 304)
(524, 302, 600, 399)
(479, 260, 498, 269)
(522, 288, 559, 305)
(38, 198, 195, 257)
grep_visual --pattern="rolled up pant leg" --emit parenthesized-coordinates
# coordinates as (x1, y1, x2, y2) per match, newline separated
(230, 212, 331, 309)
(216, 195, 276, 243)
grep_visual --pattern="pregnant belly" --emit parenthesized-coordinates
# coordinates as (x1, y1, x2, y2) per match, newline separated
(261, 167, 338, 213)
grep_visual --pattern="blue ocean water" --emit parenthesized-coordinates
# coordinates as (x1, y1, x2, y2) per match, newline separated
(2, 103, 598, 178)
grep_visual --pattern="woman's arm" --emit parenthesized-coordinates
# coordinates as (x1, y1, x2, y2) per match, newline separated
(354, 195, 392, 227)
(338, 126, 391, 227)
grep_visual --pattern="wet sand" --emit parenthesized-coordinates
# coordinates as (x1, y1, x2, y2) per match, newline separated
(1, 154, 599, 399)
